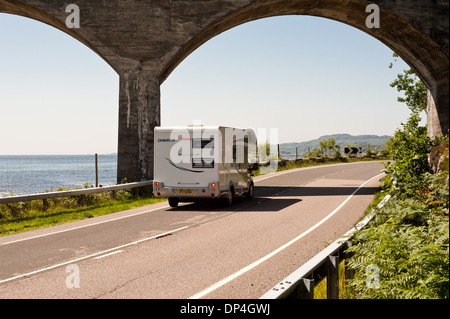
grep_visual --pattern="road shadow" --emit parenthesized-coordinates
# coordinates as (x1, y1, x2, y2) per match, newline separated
(255, 186, 380, 197)
(168, 197, 302, 212)
(167, 185, 379, 213)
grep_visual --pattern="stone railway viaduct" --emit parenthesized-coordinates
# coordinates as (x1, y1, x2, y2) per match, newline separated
(1, 0, 448, 182)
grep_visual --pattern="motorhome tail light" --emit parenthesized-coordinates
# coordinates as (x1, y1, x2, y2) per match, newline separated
(209, 182, 217, 195)
(155, 182, 160, 186)
(202, 189, 205, 193)
(156, 192, 161, 197)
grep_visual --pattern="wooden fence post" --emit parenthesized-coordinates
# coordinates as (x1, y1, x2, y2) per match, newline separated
(95, 153, 98, 188)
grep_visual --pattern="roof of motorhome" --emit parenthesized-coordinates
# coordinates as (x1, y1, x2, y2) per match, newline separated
(154, 126, 255, 131)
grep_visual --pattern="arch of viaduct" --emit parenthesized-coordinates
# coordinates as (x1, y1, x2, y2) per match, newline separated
(1, 0, 448, 182)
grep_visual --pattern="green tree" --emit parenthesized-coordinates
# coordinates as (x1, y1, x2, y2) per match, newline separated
(389, 53, 427, 114)
(304, 148, 321, 158)
(365, 145, 377, 156)
(333, 144, 342, 158)
(258, 141, 278, 161)
(384, 112, 431, 198)
(319, 137, 337, 157)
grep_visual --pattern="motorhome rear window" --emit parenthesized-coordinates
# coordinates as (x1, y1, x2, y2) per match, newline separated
(192, 138, 214, 168)
(192, 138, 214, 149)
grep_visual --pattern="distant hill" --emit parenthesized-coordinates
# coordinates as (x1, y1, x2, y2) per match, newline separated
(280, 134, 390, 156)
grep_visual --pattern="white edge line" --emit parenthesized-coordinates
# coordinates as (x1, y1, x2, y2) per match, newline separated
(0, 226, 188, 284)
(189, 172, 385, 299)
(254, 161, 372, 183)
(93, 250, 124, 260)
(1, 204, 170, 245)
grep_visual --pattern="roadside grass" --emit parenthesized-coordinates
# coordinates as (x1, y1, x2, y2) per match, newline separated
(314, 260, 355, 299)
(0, 156, 388, 237)
(0, 189, 167, 236)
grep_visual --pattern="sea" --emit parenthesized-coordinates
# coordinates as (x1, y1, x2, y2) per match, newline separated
(0, 154, 117, 196)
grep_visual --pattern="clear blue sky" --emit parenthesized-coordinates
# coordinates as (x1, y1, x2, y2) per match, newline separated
(0, 13, 418, 155)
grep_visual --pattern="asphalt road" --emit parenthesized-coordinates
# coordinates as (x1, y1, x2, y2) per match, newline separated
(0, 161, 385, 299)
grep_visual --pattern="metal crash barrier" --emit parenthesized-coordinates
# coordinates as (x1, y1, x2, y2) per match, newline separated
(260, 195, 391, 299)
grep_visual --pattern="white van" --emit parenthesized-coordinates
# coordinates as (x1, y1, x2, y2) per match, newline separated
(153, 125, 257, 207)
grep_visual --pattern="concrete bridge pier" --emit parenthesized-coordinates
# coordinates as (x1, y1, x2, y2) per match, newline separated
(428, 84, 449, 137)
(117, 67, 160, 183)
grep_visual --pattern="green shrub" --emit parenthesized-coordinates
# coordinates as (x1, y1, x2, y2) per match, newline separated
(346, 112, 449, 299)
(384, 112, 432, 199)
(346, 196, 449, 299)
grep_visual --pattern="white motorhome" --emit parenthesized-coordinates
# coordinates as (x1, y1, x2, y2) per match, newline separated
(153, 125, 257, 207)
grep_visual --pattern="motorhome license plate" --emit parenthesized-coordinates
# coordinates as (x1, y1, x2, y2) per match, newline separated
(178, 189, 193, 195)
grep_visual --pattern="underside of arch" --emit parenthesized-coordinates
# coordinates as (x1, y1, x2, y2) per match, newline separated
(0, 0, 126, 74)
(160, 0, 448, 91)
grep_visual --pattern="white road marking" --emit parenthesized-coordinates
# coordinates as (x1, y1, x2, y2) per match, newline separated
(189, 172, 384, 299)
(93, 250, 124, 260)
(253, 162, 356, 183)
(1, 204, 170, 245)
(0, 226, 188, 284)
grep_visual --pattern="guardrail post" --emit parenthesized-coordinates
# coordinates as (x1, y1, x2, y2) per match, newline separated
(298, 278, 314, 299)
(327, 255, 339, 299)
(344, 241, 355, 280)
(42, 199, 49, 211)
(134, 187, 140, 198)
